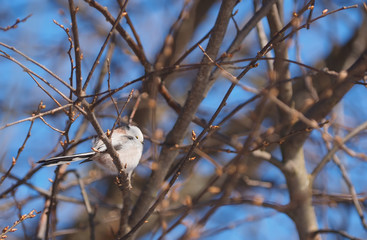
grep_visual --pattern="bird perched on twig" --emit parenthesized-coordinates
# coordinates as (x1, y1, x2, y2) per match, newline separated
(38, 125, 144, 187)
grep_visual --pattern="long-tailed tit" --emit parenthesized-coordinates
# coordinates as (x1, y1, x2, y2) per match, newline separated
(38, 125, 144, 186)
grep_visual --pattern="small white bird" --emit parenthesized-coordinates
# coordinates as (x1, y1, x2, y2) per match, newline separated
(38, 125, 144, 187)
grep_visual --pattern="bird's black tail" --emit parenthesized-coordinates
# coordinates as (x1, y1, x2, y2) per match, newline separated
(37, 152, 96, 167)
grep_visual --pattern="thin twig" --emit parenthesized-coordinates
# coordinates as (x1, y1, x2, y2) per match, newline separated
(68, 0, 83, 95)
(128, 92, 140, 125)
(84, 0, 151, 70)
(198, 44, 319, 129)
(0, 210, 39, 239)
(279, 5, 359, 44)
(44, 167, 64, 240)
(332, 155, 367, 229)
(0, 42, 74, 90)
(309, 229, 362, 240)
(0, 14, 32, 31)
(0, 102, 42, 186)
(83, 5, 128, 91)
(0, 50, 73, 102)
(68, 170, 96, 240)
(0, 104, 73, 131)
(111, 89, 134, 134)
(39, 116, 65, 134)
(311, 120, 367, 181)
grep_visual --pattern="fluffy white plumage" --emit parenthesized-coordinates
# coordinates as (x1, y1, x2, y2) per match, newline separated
(38, 125, 144, 185)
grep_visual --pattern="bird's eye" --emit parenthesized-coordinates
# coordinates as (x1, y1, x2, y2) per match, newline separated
(135, 136, 139, 139)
